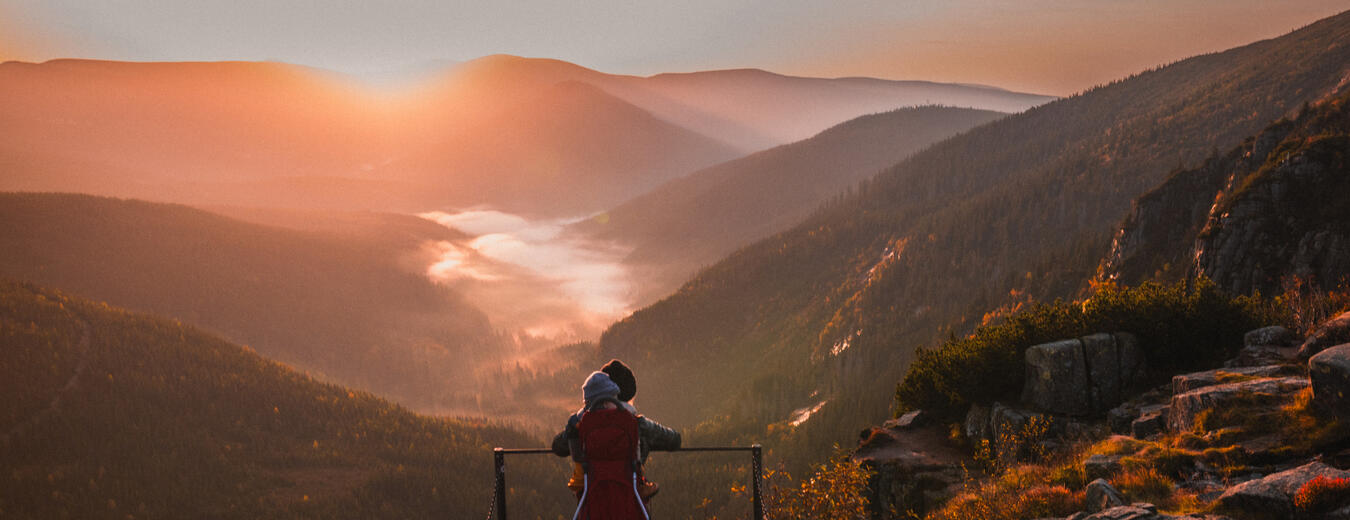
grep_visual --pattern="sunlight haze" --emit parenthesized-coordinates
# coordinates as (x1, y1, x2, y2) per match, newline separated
(0, 0, 1344, 94)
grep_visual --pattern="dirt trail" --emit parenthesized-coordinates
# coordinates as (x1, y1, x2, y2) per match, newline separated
(2, 319, 92, 445)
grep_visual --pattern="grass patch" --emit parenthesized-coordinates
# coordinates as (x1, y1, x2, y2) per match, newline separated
(930, 465, 1083, 520)
(1111, 467, 1174, 506)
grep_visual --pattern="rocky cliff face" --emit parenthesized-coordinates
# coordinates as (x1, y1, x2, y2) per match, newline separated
(1101, 91, 1350, 295)
(1195, 130, 1350, 295)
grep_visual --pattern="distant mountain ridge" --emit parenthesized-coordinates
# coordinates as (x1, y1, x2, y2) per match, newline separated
(0, 55, 1052, 216)
(592, 9, 1350, 470)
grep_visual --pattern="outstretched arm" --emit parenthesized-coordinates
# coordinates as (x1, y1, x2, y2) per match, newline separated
(637, 416, 681, 451)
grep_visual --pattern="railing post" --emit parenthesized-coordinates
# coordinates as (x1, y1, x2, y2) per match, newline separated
(751, 444, 764, 520)
(493, 448, 507, 520)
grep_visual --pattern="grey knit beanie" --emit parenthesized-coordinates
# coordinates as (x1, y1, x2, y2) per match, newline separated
(582, 371, 620, 403)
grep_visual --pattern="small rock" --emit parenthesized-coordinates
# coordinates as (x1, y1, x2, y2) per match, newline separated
(1310, 343, 1350, 419)
(1084, 455, 1123, 481)
(886, 410, 929, 430)
(964, 404, 991, 442)
(1216, 461, 1350, 518)
(1245, 325, 1295, 348)
(1131, 503, 1157, 513)
(1178, 478, 1225, 503)
(1130, 405, 1168, 439)
(1299, 311, 1350, 359)
(1082, 504, 1161, 520)
(1085, 478, 1126, 512)
(1108, 405, 1136, 434)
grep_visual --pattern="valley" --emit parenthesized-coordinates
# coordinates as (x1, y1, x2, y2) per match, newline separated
(3, 5, 1350, 519)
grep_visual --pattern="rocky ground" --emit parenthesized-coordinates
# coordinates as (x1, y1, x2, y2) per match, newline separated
(855, 313, 1350, 520)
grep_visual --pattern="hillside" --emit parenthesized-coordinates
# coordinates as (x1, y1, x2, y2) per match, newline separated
(576, 105, 1007, 305)
(0, 280, 569, 519)
(0, 193, 502, 413)
(1102, 89, 1350, 296)
(592, 9, 1350, 471)
(393, 80, 740, 216)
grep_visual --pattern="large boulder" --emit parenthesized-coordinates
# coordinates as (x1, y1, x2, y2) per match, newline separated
(1244, 325, 1295, 348)
(1310, 343, 1350, 418)
(1299, 311, 1350, 359)
(1167, 376, 1309, 433)
(1216, 461, 1350, 517)
(1023, 333, 1144, 415)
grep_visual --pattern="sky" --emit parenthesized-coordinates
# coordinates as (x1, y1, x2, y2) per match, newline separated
(2, 1, 1347, 95)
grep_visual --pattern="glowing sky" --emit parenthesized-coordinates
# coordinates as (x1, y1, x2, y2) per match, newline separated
(2, 1, 1347, 95)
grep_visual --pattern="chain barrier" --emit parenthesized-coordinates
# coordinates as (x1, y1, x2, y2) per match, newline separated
(751, 444, 765, 520)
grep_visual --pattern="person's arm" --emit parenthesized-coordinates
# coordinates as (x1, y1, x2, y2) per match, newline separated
(637, 416, 681, 451)
(550, 429, 570, 457)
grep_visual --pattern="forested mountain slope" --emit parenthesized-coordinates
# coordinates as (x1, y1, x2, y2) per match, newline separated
(0, 193, 499, 412)
(576, 106, 1007, 305)
(595, 10, 1350, 467)
(0, 280, 566, 519)
(1102, 89, 1350, 295)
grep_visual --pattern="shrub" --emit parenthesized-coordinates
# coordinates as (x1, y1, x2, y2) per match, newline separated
(1293, 475, 1350, 517)
(897, 279, 1272, 420)
(747, 449, 874, 520)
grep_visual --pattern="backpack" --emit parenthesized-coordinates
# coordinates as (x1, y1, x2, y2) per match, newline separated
(571, 398, 649, 520)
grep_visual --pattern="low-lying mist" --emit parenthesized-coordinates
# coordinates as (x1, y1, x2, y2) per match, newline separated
(419, 209, 633, 350)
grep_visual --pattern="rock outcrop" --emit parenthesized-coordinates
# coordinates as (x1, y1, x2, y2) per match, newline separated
(1022, 333, 1144, 415)
(853, 414, 972, 519)
(1310, 343, 1350, 418)
(1300, 311, 1350, 360)
(1167, 376, 1309, 433)
(1216, 461, 1350, 517)
(1170, 365, 1297, 394)
(1100, 91, 1350, 296)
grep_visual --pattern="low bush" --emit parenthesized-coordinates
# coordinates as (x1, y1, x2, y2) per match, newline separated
(1294, 475, 1350, 517)
(896, 279, 1273, 420)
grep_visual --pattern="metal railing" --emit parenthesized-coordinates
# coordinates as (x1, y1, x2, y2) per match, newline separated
(490, 445, 764, 520)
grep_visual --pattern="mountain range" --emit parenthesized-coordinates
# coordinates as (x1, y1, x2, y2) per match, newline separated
(0, 55, 1051, 217)
(592, 9, 1350, 470)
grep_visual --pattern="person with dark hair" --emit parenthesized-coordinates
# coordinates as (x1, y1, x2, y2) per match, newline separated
(552, 359, 679, 503)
